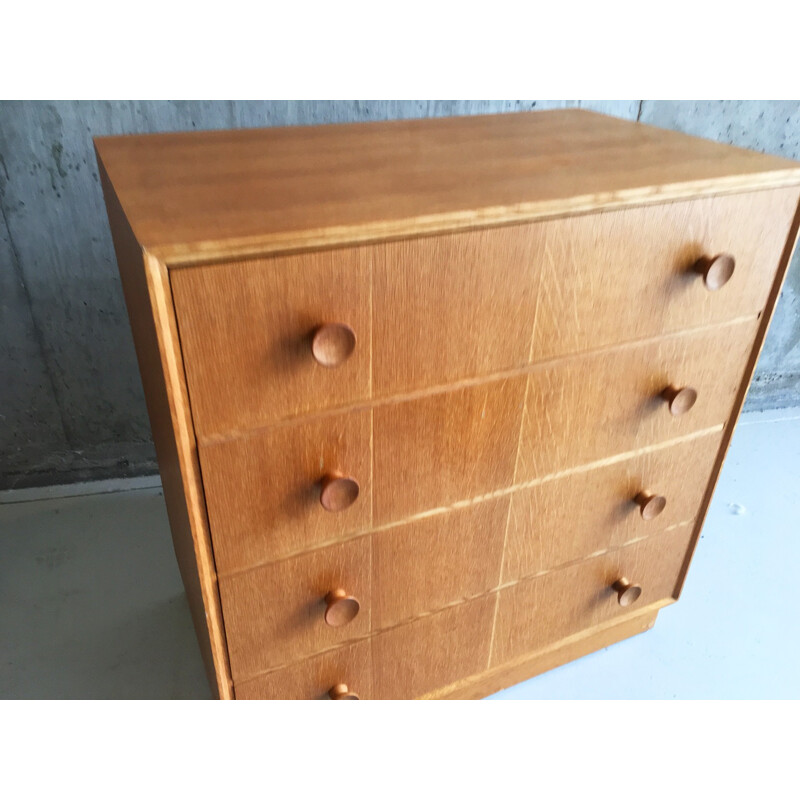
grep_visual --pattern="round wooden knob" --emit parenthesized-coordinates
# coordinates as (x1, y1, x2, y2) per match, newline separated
(662, 385, 697, 416)
(320, 475, 359, 512)
(612, 578, 642, 607)
(329, 683, 359, 700)
(311, 323, 356, 367)
(635, 491, 667, 521)
(694, 253, 735, 291)
(324, 589, 360, 627)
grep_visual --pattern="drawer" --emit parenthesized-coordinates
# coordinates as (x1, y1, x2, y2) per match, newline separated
(172, 189, 795, 439)
(200, 379, 524, 570)
(372, 593, 496, 699)
(517, 318, 759, 482)
(201, 409, 371, 572)
(171, 247, 371, 440)
(234, 640, 373, 700)
(373, 496, 509, 629)
(504, 430, 723, 581)
(219, 537, 371, 681)
(492, 525, 694, 666)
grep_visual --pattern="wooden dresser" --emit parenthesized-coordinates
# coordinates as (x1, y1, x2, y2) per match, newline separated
(95, 109, 800, 699)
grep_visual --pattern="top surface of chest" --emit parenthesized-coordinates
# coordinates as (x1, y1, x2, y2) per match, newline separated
(94, 109, 800, 265)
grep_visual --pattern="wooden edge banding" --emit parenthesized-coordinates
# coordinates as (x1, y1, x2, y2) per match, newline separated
(424, 603, 666, 699)
(143, 253, 235, 699)
(673, 191, 800, 600)
(156, 175, 800, 269)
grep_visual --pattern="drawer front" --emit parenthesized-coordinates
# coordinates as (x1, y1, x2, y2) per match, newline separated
(172, 189, 794, 440)
(492, 525, 694, 666)
(235, 640, 373, 700)
(517, 319, 758, 482)
(504, 430, 723, 581)
(171, 247, 371, 440)
(219, 538, 371, 681)
(201, 379, 524, 571)
(201, 409, 371, 573)
(373, 497, 509, 629)
(372, 594, 496, 699)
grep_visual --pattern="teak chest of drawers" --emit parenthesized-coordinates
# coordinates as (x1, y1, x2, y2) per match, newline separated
(96, 109, 800, 700)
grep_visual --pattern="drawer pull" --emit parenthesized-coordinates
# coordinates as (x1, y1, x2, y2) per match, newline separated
(320, 474, 360, 512)
(329, 683, 359, 700)
(662, 385, 697, 416)
(635, 491, 667, 521)
(693, 253, 735, 291)
(612, 578, 642, 607)
(324, 589, 361, 627)
(312, 323, 357, 367)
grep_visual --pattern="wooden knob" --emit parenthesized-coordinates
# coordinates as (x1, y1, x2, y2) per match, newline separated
(662, 385, 697, 416)
(320, 475, 359, 512)
(329, 683, 359, 700)
(311, 323, 356, 367)
(612, 578, 642, 607)
(324, 589, 360, 627)
(635, 491, 667, 521)
(694, 253, 735, 291)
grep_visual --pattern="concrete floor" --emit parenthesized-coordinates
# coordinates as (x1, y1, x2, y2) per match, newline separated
(1, 408, 798, 700)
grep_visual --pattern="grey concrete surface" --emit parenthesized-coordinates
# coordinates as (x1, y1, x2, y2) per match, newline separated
(1, 100, 799, 489)
(0, 486, 211, 699)
(1, 407, 797, 699)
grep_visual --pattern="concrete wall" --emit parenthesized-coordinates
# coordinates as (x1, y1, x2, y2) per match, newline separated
(1, 100, 798, 490)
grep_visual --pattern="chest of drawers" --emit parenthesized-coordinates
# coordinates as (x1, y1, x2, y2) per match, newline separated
(95, 109, 800, 699)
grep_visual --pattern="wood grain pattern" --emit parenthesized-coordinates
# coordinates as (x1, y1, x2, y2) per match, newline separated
(373, 497, 509, 629)
(526, 188, 799, 362)
(372, 228, 540, 396)
(503, 431, 723, 581)
(373, 377, 526, 524)
(200, 409, 372, 573)
(94, 110, 800, 266)
(516, 319, 760, 482)
(372, 594, 496, 699)
(171, 248, 371, 439)
(491, 524, 693, 666)
(219, 537, 372, 681)
(97, 158, 233, 699)
(235, 604, 663, 700)
(235, 639, 373, 700)
(431, 605, 662, 699)
(96, 110, 800, 700)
